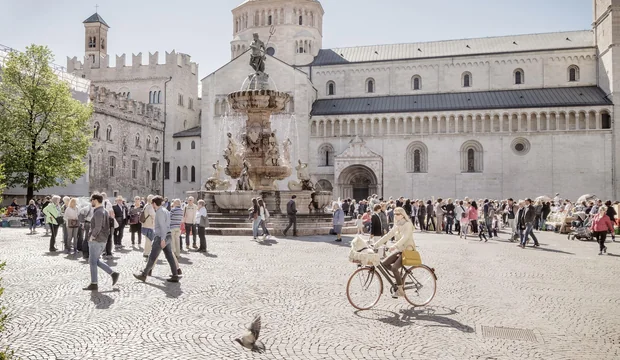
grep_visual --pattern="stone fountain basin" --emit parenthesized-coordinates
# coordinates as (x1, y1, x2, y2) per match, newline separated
(228, 90, 290, 112)
(248, 165, 292, 180)
(212, 191, 260, 211)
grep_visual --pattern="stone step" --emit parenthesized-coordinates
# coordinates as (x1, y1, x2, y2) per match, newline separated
(205, 226, 358, 236)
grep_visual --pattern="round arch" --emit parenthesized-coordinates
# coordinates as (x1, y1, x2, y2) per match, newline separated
(337, 164, 379, 201)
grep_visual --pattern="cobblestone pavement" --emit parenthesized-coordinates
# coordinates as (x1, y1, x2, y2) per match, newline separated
(0, 227, 619, 360)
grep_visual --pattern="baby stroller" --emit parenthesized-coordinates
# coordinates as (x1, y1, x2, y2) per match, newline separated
(567, 212, 593, 241)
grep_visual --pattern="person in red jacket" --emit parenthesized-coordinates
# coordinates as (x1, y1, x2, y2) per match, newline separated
(590, 207, 614, 255)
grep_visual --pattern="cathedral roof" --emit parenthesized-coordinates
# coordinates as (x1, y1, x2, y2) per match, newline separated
(311, 30, 593, 66)
(173, 126, 201, 138)
(311, 86, 611, 116)
(83, 13, 110, 27)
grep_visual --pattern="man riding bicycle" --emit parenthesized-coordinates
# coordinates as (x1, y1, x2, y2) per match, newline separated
(372, 207, 416, 298)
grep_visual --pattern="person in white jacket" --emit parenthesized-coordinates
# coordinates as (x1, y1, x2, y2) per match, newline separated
(373, 207, 416, 299)
(64, 198, 80, 253)
(141, 195, 156, 257)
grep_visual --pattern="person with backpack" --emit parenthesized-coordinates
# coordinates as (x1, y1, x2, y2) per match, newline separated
(83, 193, 120, 291)
(141, 195, 156, 258)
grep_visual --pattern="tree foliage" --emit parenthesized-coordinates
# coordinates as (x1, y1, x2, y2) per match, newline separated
(0, 44, 92, 201)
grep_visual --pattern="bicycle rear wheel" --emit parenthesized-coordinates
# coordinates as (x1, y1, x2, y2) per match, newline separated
(403, 265, 436, 307)
(346, 267, 383, 310)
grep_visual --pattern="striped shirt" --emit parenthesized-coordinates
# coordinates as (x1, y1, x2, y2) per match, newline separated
(170, 206, 183, 229)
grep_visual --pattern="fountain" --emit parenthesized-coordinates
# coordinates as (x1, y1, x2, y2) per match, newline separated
(199, 32, 336, 234)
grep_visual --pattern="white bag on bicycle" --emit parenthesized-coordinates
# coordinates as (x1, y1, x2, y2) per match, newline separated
(348, 235, 381, 266)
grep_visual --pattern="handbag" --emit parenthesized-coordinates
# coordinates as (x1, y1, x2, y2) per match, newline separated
(68, 219, 79, 228)
(401, 249, 422, 266)
(55, 215, 64, 225)
(199, 214, 209, 228)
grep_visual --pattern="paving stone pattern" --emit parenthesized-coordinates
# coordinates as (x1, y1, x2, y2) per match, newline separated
(0, 228, 619, 359)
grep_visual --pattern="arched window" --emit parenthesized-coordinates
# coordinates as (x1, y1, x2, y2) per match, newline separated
(318, 143, 335, 166)
(109, 156, 116, 177)
(327, 81, 335, 96)
(149, 91, 153, 103)
(268, 15, 272, 25)
(106, 125, 112, 141)
(157, 91, 161, 104)
(568, 65, 580, 82)
(462, 72, 472, 88)
(127, 92, 131, 99)
(135, 133, 140, 147)
(182, 166, 188, 181)
(146, 135, 151, 150)
(366, 78, 375, 93)
(191, 166, 196, 182)
(412, 75, 422, 90)
(154, 137, 159, 151)
(406, 141, 428, 173)
(460, 140, 484, 173)
(176, 141, 181, 150)
(175, 166, 181, 182)
(299, 15, 303, 25)
(93, 122, 100, 139)
(191, 141, 196, 150)
(602, 110, 612, 129)
(514, 68, 524, 85)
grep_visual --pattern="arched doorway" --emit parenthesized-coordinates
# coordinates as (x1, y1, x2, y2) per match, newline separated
(338, 165, 379, 201)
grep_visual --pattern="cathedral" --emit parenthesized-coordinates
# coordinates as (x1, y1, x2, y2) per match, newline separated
(69, 0, 620, 201)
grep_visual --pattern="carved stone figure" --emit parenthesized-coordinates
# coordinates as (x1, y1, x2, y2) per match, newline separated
(296, 159, 311, 181)
(237, 160, 253, 191)
(249, 33, 266, 74)
(288, 160, 314, 191)
(224, 132, 242, 167)
(281, 138, 292, 166)
(265, 143, 280, 166)
(205, 160, 231, 191)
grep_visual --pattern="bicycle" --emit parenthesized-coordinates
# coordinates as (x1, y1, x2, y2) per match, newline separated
(346, 247, 437, 310)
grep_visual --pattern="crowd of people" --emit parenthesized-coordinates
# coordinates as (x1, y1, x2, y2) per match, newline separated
(333, 193, 618, 255)
(15, 193, 211, 290)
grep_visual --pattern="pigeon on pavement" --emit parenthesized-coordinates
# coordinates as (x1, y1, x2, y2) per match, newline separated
(235, 315, 265, 353)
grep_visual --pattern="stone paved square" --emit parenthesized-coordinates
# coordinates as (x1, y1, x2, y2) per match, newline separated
(0, 228, 619, 359)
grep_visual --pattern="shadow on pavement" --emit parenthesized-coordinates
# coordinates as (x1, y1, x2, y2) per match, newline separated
(282, 235, 353, 247)
(528, 247, 574, 255)
(90, 290, 117, 310)
(354, 306, 474, 332)
(257, 239, 279, 246)
(606, 253, 620, 257)
(145, 280, 184, 299)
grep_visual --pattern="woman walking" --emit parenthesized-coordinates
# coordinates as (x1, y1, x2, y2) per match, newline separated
(128, 196, 143, 246)
(250, 198, 261, 241)
(257, 198, 271, 240)
(43, 195, 62, 252)
(333, 203, 345, 242)
(460, 201, 470, 239)
(64, 198, 80, 254)
(27, 200, 38, 235)
(469, 201, 479, 234)
(590, 207, 614, 255)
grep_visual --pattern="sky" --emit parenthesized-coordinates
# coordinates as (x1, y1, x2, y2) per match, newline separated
(0, 0, 592, 78)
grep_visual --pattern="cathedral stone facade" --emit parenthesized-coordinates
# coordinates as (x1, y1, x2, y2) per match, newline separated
(71, 0, 620, 201)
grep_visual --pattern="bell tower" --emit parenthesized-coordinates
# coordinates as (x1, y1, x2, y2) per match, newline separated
(83, 12, 109, 68)
(231, 0, 324, 66)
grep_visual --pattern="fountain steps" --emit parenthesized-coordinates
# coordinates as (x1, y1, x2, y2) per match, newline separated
(205, 213, 357, 236)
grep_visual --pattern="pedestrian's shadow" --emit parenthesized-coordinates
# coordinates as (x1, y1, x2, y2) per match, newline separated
(177, 257, 194, 265)
(354, 306, 474, 333)
(145, 280, 184, 299)
(90, 290, 118, 310)
(202, 252, 218, 258)
(606, 253, 620, 257)
(116, 248, 132, 254)
(257, 239, 279, 246)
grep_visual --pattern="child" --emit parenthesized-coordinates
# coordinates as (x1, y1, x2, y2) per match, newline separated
(492, 216, 499, 238)
(478, 222, 488, 242)
(355, 214, 364, 234)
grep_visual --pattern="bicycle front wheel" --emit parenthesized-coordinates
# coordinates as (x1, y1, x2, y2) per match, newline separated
(346, 267, 383, 310)
(403, 265, 436, 307)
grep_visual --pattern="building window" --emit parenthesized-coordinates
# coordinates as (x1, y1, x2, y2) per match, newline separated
(188, 98, 194, 110)
(191, 140, 196, 150)
(327, 81, 335, 96)
(412, 75, 422, 90)
(93, 122, 100, 139)
(511, 137, 531, 156)
(178, 94, 184, 106)
(602, 111, 612, 129)
(406, 141, 428, 173)
(568, 65, 580, 82)
(101, 38, 105, 50)
(191, 166, 196, 182)
(152, 163, 157, 181)
(462, 72, 472, 88)
(164, 162, 170, 180)
(154, 137, 159, 151)
(318, 143, 334, 166)
(135, 133, 140, 147)
(299, 15, 303, 25)
(366, 78, 375, 93)
(266, 47, 275, 56)
(109, 156, 116, 177)
(460, 140, 484, 173)
(132, 160, 138, 179)
(149, 91, 153, 103)
(514, 69, 524, 85)
(182, 166, 188, 181)
(176, 166, 181, 182)
(146, 136, 151, 150)
(176, 141, 181, 150)
(268, 15, 272, 25)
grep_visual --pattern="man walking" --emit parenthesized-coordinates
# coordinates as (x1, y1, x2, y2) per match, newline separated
(113, 196, 128, 249)
(505, 198, 518, 242)
(83, 193, 119, 291)
(283, 195, 298, 236)
(483, 199, 493, 239)
(182, 196, 198, 250)
(520, 198, 540, 248)
(133, 196, 180, 283)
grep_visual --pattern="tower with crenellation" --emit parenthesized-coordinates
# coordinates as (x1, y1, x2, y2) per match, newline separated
(68, 12, 202, 199)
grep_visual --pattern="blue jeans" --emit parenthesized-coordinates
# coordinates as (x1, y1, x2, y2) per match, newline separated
(28, 218, 36, 231)
(252, 218, 261, 238)
(141, 227, 154, 241)
(485, 217, 493, 237)
(88, 241, 114, 284)
(520, 223, 539, 246)
(445, 216, 454, 233)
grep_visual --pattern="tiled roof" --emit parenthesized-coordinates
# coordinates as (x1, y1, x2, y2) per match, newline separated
(311, 30, 593, 66)
(83, 13, 110, 27)
(172, 126, 201, 138)
(311, 86, 611, 116)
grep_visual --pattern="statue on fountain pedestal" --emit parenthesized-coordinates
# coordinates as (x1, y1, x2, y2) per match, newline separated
(205, 160, 231, 191)
(237, 159, 253, 191)
(281, 138, 292, 166)
(288, 159, 314, 191)
(249, 33, 266, 74)
(224, 132, 243, 178)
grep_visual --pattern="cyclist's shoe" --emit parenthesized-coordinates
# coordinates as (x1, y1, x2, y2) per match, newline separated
(397, 285, 405, 297)
(391, 290, 399, 299)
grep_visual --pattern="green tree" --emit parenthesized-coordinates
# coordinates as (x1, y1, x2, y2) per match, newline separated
(0, 44, 92, 202)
